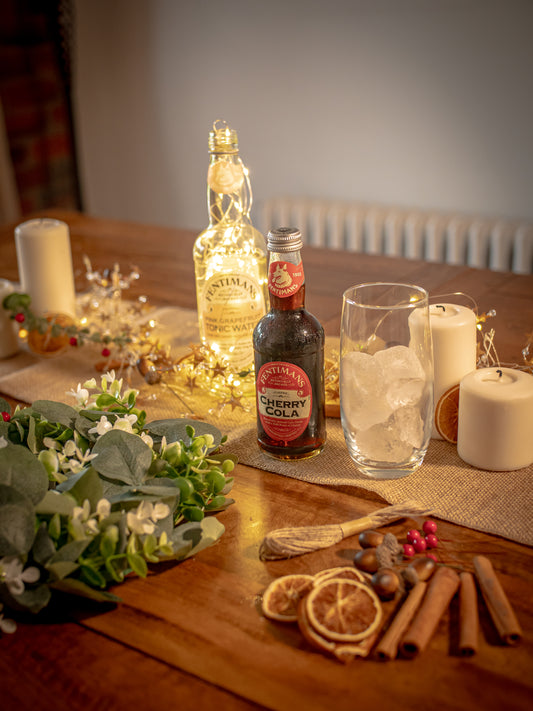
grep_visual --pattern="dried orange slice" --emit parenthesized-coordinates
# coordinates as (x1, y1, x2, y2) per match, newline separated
(261, 574, 314, 622)
(27, 313, 74, 357)
(313, 566, 369, 585)
(434, 384, 460, 443)
(305, 577, 382, 642)
(297, 598, 377, 663)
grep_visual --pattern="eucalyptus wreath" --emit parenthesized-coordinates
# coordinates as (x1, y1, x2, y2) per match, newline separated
(0, 372, 236, 633)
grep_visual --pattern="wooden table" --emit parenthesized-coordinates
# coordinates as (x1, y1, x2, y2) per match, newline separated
(1, 211, 532, 711)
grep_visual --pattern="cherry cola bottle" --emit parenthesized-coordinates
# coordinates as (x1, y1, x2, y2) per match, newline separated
(253, 227, 326, 459)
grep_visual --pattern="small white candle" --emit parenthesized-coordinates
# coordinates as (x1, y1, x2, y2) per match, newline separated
(0, 279, 19, 358)
(429, 303, 477, 438)
(457, 367, 533, 471)
(15, 218, 77, 318)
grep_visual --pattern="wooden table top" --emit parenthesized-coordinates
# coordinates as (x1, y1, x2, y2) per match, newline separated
(1, 211, 532, 711)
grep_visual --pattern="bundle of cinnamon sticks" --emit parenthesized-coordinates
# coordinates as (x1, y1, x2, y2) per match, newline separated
(375, 555, 522, 661)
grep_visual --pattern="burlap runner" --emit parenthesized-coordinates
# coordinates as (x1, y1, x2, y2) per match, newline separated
(1, 307, 531, 547)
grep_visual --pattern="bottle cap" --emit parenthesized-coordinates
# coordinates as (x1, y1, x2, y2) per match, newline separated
(267, 227, 303, 252)
(209, 119, 238, 153)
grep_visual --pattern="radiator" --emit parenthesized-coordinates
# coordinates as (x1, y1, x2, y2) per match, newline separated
(259, 198, 533, 274)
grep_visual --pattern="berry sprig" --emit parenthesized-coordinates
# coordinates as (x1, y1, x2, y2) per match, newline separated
(1, 292, 132, 351)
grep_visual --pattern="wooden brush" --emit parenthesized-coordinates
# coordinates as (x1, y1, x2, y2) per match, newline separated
(259, 500, 433, 560)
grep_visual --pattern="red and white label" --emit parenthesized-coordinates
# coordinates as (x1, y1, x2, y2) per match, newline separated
(256, 361, 312, 441)
(268, 260, 304, 298)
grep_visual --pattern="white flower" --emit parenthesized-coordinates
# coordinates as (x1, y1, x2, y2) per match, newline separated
(89, 415, 113, 436)
(112, 414, 137, 433)
(0, 556, 40, 596)
(0, 436, 7, 449)
(127, 500, 170, 535)
(43, 437, 61, 451)
(70, 499, 99, 538)
(66, 382, 90, 407)
(96, 498, 111, 521)
(140, 431, 153, 448)
(0, 604, 16, 634)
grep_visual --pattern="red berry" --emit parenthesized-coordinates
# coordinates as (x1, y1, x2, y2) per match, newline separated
(425, 533, 439, 549)
(14, 312, 25, 323)
(1, 411, 10, 422)
(403, 543, 415, 557)
(406, 529, 421, 544)
(69, 336, 78, 346)
(413, 537, 427, 553)
(423, 519, 438, 535)
(101, 347, 111, 357)
(426, 553, 438, 563)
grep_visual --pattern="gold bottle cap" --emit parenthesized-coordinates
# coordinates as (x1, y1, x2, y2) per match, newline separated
(267, 227, 303, 252)
(209, 119, 238, 153)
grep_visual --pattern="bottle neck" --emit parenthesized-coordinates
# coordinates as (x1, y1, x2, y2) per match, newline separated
(207, 151, 252, 226)
(268, 249, 305, 310)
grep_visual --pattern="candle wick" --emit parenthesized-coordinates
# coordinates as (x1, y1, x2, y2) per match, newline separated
(436, 305, 446, 312)
(496, 369, 503, 378)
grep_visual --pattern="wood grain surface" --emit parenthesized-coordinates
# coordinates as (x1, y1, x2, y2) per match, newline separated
(1, 211, 532, 711)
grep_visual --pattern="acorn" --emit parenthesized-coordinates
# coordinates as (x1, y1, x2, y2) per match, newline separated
(358, 529, 384, 549)
(371, 567, 401, 600)
(353, 547, 379, 573)
(403, 556, 437, 587)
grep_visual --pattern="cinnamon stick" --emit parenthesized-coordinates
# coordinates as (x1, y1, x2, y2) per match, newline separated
(400, 565, 460, 658)
(473, 555, 522, 646)
(459, 571, 479, 657)
(375, 581, 427, 661)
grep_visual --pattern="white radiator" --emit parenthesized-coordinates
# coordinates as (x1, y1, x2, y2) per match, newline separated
(259, 198, 533, 274)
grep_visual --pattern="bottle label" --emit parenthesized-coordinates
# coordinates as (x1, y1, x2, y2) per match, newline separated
(256, 361, 312, 441)
(268, 260, 304, 298)
(201, 271, 265, 370)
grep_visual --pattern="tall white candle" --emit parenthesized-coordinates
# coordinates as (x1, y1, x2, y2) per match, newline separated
(15, 218, 77, 318)
(457, 367, 533, 471)
(0, 279, 19, 358)
(429, 303, 477, 438)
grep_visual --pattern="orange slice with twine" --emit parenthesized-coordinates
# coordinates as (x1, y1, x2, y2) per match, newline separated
(313, 566, 369, 585)
(434, 384, 460, 443)
(297, 598, 377, 663)
(305, 577, 382, 643)
(261, 574, 315, 622)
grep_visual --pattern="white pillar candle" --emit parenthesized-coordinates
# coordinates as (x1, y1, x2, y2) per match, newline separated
(15, 218, 77, 318)
(457, 367, 533, 471)
(429, 303, 477, 438)
(0, 279, 19, 358)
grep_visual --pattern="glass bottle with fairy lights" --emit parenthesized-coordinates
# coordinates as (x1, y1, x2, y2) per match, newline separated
(193, 120, 268, 374)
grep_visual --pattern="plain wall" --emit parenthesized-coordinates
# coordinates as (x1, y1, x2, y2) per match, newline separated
(73, 0, 533, 232)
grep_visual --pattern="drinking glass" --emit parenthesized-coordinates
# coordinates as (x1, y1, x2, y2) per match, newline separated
(340, 283, 434, 479)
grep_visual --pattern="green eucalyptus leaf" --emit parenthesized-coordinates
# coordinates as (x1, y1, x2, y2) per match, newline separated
(0, 442, 48, 504)
(127, 552, 148, 578)
(50, 538, 91, 564)
(0, 420, 9, 438)
(58, 467, 103, 509)
(35, 489, 76, 517)
(170, 517, 225, 560)
(32, 522, 57, 565)
(1, 584, 51, 615)
(32, 400, 78, 428)
(46, 560, 80, 581)
(144, 419, 222, 450)
(0, 396, 11, 414)
(51, 578, 121, 603)
(0, 484, 36, 556)
(91, 430, 152, 485)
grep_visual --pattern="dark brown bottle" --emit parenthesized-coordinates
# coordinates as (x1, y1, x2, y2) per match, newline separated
(253, 227, 326, 459)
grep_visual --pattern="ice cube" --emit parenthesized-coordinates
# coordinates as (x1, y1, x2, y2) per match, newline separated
(375, 345, 426, 409)
(340, 351, 393, 430)
(392, 406, 425, 449)
(355, 419, 414, 463)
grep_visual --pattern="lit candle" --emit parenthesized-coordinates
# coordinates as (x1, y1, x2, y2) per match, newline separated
(0, 279, 19, 358)
(457, 367, 533, 471)
(15, 218, 77, 318)
(429, 303, 477, 438)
